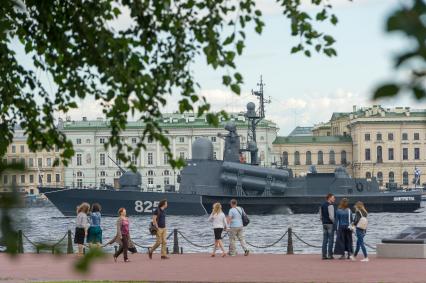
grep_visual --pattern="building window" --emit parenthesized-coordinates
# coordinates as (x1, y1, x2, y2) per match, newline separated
(47, 174, 51, 183)
(376, 133, 382, 141)
(305, 151, 312, 165)
(100, 171, 106, 177)
(77, 171, 83, 177)
(402, 133, 408, 141)
(211, 136, 217, 142)
(20, 175, 25, 184)
(377, 171, 383, 186)
(20, 158, 25, 166)
(283, 152, 288, 166)
(3, 175, 7, 185)
(99, 138, 105, 144)
(414, 133, 420, 140)
(38, 158, 42, 167)
(20, 145, 24, 153)
(131, 154, 137, 165)
(403, 148, 408, 160)
(389, 171, 395, 183)
(148, 170, 154, 176)
(76, 154, 82, 166)
(148, 137, 153, 143)
(77, 179, 83, 188)
(414, 148, 420, 160)
(366, 172, 371, 179)
(47, 158, 52, 167)
(76, 138, 81, 144)
(327, 132, 331, 136)
(29, 175, 34, 184)
(179, 137, 185, 143)
(365, 149, 371, 161)
(148, 152, 153, 165)
(11, 145, 16, 153)
(100, 178, 105, 185)
(148, 178, 154, 185)
(179, 152, 185, 160)
(317, 151, 323, 165)
(213, 152, 217, 160)
(377, 146, 383, 163)
(388, 148, 394, 161)
(329, 150, 335, 165)
(388, 133, 394, 141)
(12, 175, 16, 185)
(341, 150, 347, 165)
(403, 171, 409, 185)
(85, 139, 90, 144)
(116, 171, 122, 177)
(294, 151, 300, 165)
(55, 174, 60, 183)
(164, 170, 170, 176)
(132, 137, 137, 144)
(100, 153, 105, 166)
(364, 133, 370, 141)
(28, 158, 34, 167)
(164, 153, 169, 165)
(164, 177, 170, 185)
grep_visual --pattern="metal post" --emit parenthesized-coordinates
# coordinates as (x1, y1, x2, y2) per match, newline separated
(67, 230, 73, 254)
(114, 246, 118, 254)
(167, 247, 169, 254)
(83, 247, 86, 255)
(287, 227, 293, 255)
(36, 246, 40, 254)
(52, 246, 55, 254)
(17, 230, 24, 254)
(180, 247, 183, 254)
(172, 229, 180, 254)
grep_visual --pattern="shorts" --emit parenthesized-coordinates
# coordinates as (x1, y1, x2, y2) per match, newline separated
(74, 227, 85, 244)
(214, 228, 223, 240)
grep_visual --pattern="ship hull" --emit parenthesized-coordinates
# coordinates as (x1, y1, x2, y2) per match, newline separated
(42, 188, 422, 216)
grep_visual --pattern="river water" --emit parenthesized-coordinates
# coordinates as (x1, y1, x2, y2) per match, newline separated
(6, 203, 426, 254)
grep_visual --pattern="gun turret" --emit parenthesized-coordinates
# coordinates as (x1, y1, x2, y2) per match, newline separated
(107, 155, 141, 191)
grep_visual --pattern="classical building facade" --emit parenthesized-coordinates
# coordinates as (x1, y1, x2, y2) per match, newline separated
(272, 105, 426, 188)
(62, 113, 278, 191)
(0, 128, 64, 194)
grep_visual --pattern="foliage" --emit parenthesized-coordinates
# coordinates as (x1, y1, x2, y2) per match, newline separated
(74, 247, 106, 273)
(0, 0, 339, 169)
(374, 0, 426, 100)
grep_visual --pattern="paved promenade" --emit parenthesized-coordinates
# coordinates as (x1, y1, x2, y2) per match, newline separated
(1, 253, 426, 282)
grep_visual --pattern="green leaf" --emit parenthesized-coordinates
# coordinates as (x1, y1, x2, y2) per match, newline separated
(222, 75, 231, 86)
(230, 84, 241, 94)
(373, 84, 400, 99)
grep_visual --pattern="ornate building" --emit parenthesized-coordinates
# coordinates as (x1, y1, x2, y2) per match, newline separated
(273, 105, 426, 188)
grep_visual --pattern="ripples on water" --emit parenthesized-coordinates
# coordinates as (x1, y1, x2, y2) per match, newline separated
(4, 203, 426, 254)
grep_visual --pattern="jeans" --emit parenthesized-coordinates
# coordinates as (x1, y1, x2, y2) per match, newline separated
(355, 228, 367, 258)
(151, 228, 167, 256)
(229, 227, 248, 255)
(322, 224, 334, 258)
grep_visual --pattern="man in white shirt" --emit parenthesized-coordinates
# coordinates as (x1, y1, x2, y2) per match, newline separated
(227, 199, 249, 256)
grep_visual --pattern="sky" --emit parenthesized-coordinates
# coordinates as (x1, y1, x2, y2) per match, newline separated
(18, 0, 426, 135)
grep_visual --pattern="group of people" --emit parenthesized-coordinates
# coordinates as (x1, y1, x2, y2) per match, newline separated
(74, 198, 251, 262)
(75, 194, 369, 262)
(320, 193, 369, 262)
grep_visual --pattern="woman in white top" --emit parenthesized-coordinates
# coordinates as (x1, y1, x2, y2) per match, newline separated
(208, 202, 227, 257)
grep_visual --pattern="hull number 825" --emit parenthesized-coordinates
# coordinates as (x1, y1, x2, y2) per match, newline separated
(135, 200, 159, 213)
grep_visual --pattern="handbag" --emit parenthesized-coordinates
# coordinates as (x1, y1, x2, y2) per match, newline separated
(149, 208, 160, 235)
(237, 207, 250, 227)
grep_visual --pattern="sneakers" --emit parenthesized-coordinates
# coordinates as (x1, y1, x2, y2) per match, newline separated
(244, 250, 250, 256)
(360, 257, 369, 262)
(349, 255, 356, 261)
(148, 248, 153, 260)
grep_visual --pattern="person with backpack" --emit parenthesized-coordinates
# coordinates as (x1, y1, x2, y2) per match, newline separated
(353, 201, 369, 262)
(319, 193, 336, 260)
(334, 198, 354, 260)
(148, 199, 169, 260)
(227, 199, 249, 256)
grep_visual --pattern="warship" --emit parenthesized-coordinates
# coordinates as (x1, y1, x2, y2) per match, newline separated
(39, 79, 422, 216)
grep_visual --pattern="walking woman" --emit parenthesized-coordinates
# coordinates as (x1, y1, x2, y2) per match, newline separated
(208, 202, 227, 257)
(113, 208, 131, 262)
(87, 203, 102, 248)
(74, 202, 90, 256)
(353, 201, 369, 262)
(334, 198, 354, 260)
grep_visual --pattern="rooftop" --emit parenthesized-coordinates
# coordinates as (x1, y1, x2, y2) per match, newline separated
(273, 135, 352, 144)
(288, 126, 313, 137)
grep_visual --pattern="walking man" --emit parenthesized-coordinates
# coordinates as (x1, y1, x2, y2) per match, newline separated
(227, 199, 249, 256)
(320, 193, 336, 260)
(149, 199, 169, 260)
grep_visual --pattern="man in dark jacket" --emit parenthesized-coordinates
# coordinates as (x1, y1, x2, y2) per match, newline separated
(319, 193, 336, 259)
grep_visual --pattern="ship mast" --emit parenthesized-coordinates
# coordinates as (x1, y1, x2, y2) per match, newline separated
(245, 76, 271, 165)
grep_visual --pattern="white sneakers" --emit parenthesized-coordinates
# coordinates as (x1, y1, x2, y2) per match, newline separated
(360, 257, 369, 262)
(349, 255, 356, 261)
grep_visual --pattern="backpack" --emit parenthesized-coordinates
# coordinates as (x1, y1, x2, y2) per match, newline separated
(356, 211, 368, 230)
(236, 207, 250, 227)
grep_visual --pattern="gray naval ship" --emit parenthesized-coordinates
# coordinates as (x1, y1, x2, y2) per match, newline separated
(40, 80, 422, 216)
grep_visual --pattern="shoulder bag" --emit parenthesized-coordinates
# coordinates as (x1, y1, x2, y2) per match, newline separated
(237, 207, 250, 227)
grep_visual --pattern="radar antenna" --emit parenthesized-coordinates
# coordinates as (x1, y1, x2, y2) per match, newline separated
(244, 75, 271, 165)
